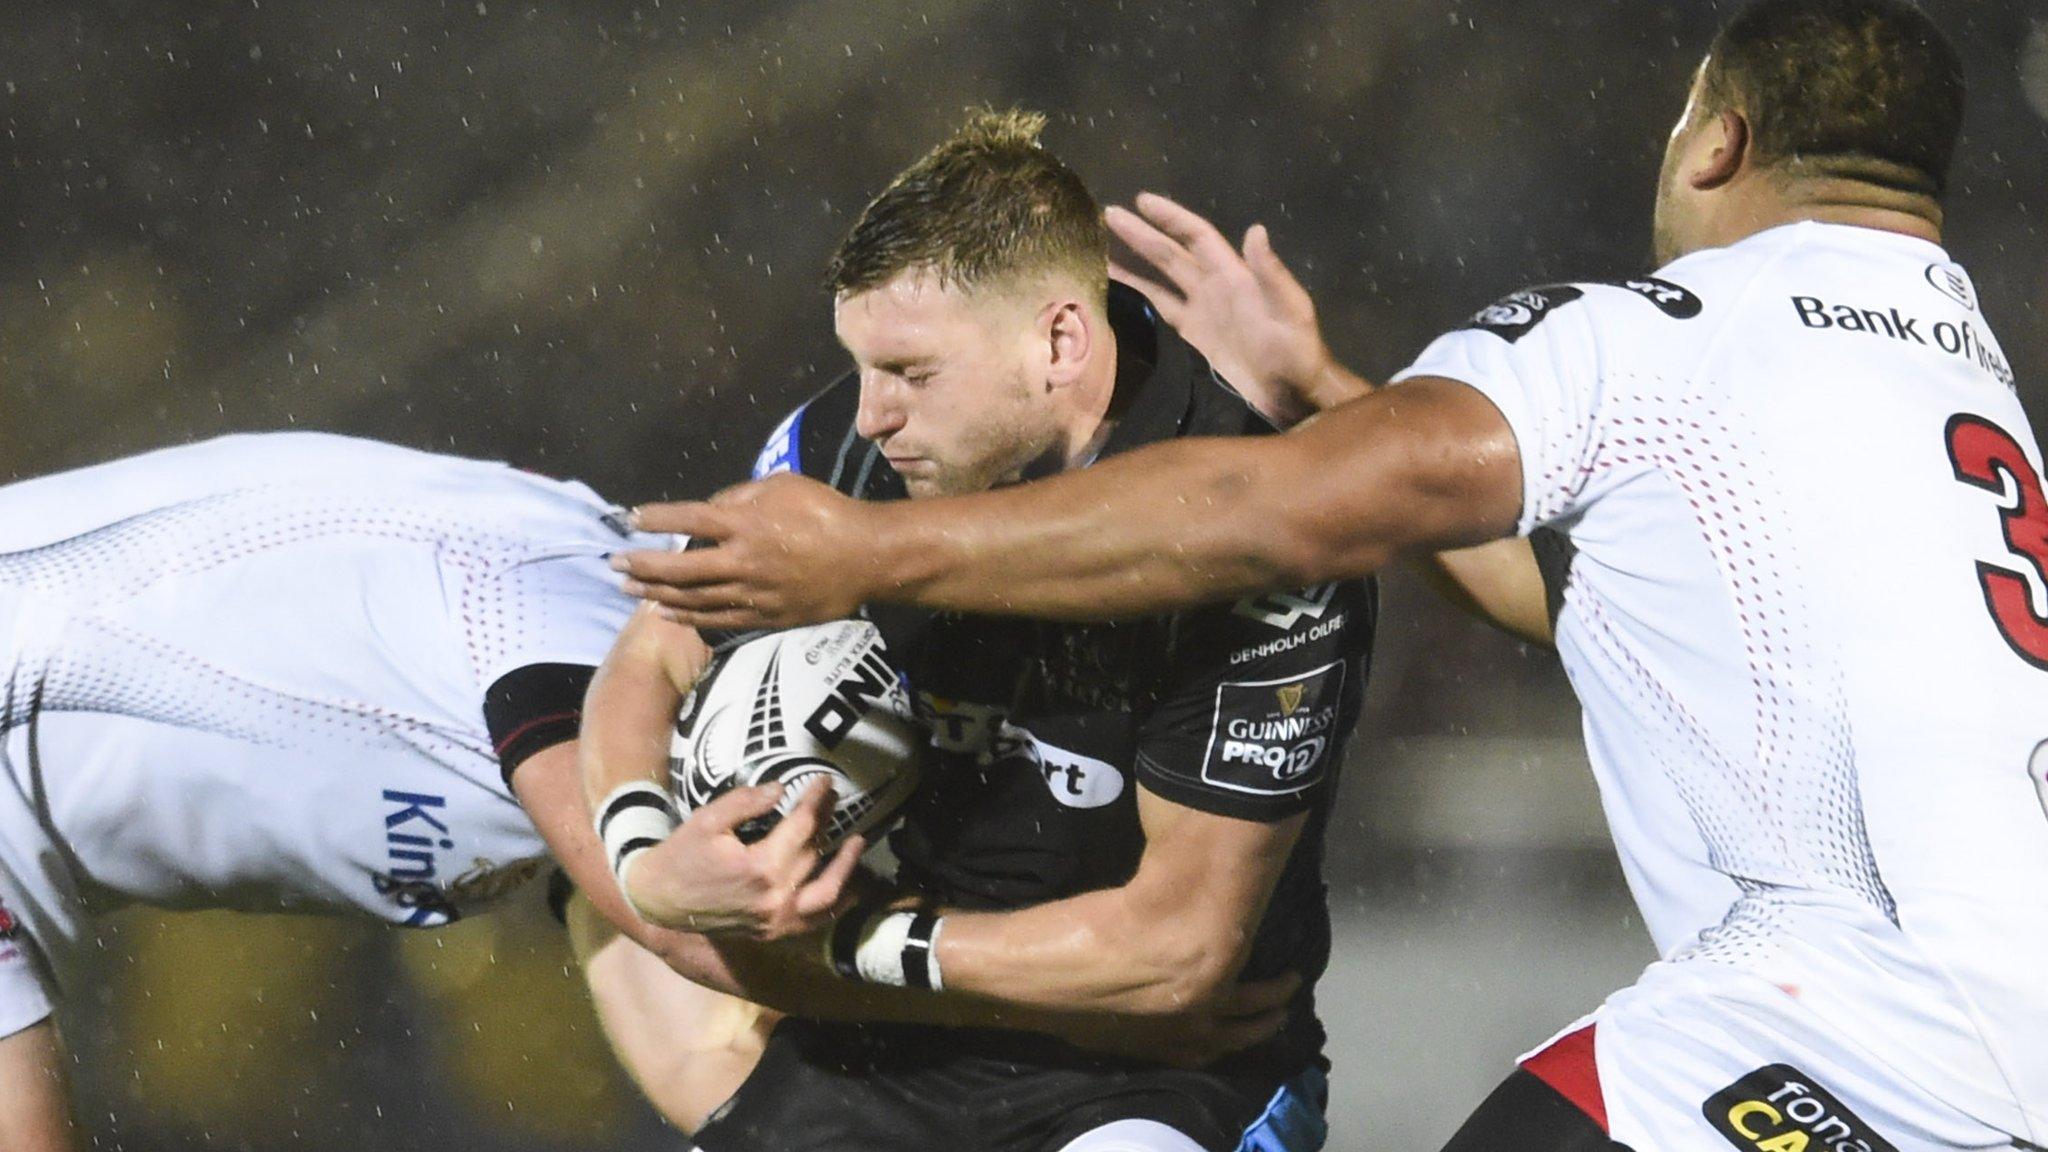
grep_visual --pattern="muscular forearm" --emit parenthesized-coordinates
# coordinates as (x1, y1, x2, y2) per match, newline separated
(564, 886, 992, 1032)
(930, 889, 1235, 1017)
(864, 378, 1519, 621)
(925, 795, 1297, 1017)
(864, 435, 1325, 622)
(580, 607, 699, 810)
(564, 896, 768, 1132)
(705, 932, 1074, 1034)
(654, 792, 1305, 1066)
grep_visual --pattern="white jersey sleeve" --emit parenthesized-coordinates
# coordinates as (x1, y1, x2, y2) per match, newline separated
(1391, 278, 1704, 534)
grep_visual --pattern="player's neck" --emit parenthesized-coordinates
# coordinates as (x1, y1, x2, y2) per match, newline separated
(1059, 323, 1121, 472)
(1736, 179, 1945, 250)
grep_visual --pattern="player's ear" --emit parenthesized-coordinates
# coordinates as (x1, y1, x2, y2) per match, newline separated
(1042, 298, 1092, 392)
(1690, 108, 1750, 191)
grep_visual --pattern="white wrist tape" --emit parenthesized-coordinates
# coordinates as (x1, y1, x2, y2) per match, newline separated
(854, 911, 916, 985)
(828, 907, 946, 991)
(594, 782, 680, 912)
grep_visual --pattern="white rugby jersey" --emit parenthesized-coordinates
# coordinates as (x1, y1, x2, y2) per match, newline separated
(0, 433, 646, 1000)
(1395, 222, 2048, 1137)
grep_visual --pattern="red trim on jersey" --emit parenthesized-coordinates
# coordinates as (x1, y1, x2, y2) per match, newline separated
(1520, 1025, 1608, 1133)
(492, 710, 581, 757)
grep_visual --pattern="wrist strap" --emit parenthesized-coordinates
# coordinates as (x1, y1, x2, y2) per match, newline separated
(594, 782, 680, 914)
(827, 904, 945, 991)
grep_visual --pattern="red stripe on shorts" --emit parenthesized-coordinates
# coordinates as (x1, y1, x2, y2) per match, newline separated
(1519, 1024, 1608, 1133)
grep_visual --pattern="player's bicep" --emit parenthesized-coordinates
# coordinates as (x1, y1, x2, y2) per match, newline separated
(1136, 582, 1372, 821)
(1265, 377, 1523, 580)
(1126, 786, 1305, 935)
(1388, 285, 1617, 534)
(1113, 788, 1306, 995)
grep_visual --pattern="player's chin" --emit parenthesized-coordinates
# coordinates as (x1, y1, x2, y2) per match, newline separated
(900, 474, 949, 500)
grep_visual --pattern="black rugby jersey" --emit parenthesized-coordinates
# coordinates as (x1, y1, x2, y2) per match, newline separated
(744, 283, 1377, 1074)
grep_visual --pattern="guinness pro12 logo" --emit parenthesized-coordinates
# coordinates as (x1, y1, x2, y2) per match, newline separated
(1201, 661, 1345, 796)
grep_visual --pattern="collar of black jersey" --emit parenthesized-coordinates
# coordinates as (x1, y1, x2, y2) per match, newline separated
(1016, 280, 1211, 483)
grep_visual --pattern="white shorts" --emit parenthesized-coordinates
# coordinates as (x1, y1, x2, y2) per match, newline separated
(1519, 961, 2028, 1152)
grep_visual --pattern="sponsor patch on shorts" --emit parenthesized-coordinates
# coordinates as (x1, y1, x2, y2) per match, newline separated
(1703, 1064, 1898, 1152)
(1199, 662, 1344, 796)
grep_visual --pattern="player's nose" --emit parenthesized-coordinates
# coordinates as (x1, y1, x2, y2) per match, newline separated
(854, 371, 908, 442)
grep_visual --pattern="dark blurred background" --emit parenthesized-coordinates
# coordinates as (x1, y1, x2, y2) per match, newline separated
(3, 1, 2042, 1148)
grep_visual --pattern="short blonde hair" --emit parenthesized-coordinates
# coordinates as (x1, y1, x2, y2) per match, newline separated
(826, 108, 1108, 305)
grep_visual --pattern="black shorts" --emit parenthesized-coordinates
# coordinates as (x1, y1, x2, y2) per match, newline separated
(691, 1019, 1328, 1152)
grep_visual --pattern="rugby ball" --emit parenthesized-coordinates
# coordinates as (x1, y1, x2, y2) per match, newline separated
(669, 620, 925, 849)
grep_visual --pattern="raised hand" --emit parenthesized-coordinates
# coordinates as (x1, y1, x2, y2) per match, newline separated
(1108, 192, 1361, 427)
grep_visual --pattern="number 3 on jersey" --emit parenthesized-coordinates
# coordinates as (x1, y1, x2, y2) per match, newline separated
(1946, 413, 2048, 670)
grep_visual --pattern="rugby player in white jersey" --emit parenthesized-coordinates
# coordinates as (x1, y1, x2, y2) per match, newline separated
(616, 1, 2048, 1148)
(0, 432, 866, 1150)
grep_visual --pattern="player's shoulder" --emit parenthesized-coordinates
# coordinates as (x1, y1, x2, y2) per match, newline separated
(1176, 575, 1377, 676)
(1575, 224, 1888, 335)
(135, 431, 452, 485)
(1098, 281, 1276, 445)
(48, 431, 610, 524)
(748, 372, 890, 496)
(1457, 272, 1711, 348)
(239, 434, 633, 559)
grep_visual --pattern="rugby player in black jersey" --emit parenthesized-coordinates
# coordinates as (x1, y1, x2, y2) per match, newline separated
(584, 109, 1369, 1152)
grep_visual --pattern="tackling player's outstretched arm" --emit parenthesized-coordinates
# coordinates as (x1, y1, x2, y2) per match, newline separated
(621, 375, 1522, 627)
(498, 646, 837, 1131)
(615, 193, 1529, 630)
(561, 891, 776, 1133)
